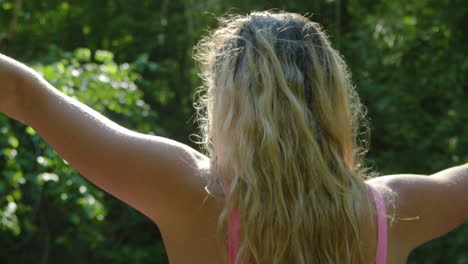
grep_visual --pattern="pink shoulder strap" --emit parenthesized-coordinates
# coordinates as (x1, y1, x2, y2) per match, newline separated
(225, 184, 387, 264)
(367, 184, 388, 264)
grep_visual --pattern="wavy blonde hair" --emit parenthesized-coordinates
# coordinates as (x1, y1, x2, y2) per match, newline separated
(193, 10, 372, 263)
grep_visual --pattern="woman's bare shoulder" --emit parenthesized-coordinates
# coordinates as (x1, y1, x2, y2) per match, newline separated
(366, 167, 468, 253)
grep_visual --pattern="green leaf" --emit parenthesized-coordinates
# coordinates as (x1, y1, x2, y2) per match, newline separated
(25, 126, 36, 135)
(95, 50, 114, 63)
(74, 48, 92, 62)
(2, 2, 13, 10)
(6, 194, 14, 202)
(8, 137, 19, 148)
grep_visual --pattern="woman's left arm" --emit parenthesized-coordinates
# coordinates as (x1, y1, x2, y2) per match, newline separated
(0, 53, 210, 228)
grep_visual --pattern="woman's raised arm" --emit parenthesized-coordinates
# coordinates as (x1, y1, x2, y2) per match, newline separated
(0, 53, 210, 229)
(369, 164, 468, 255)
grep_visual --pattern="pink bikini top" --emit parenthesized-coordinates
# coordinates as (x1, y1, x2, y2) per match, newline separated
(225, 183, 387, 264)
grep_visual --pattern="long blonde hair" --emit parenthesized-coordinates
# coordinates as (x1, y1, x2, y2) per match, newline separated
(193, 10, 372, 263)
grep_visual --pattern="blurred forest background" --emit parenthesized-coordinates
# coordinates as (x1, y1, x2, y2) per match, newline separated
(0, 0, 467, 263)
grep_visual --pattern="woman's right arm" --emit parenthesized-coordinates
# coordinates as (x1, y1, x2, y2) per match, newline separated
(369, 164, 468, 253)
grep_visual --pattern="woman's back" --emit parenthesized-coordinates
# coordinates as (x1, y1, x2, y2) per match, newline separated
(156, 179, 395, 263)
(161, 177, 364, 264)
(227, 183, 388, 263)
(157, 168, 468, 264)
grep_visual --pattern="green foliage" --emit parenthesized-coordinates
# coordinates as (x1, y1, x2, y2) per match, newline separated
(0, 0, 467, 262)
